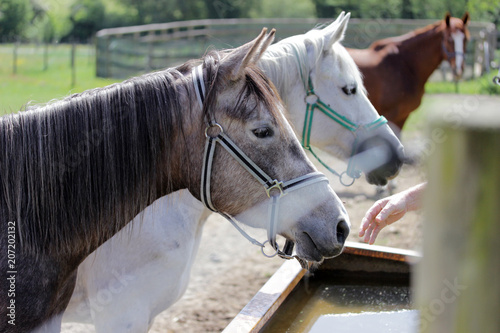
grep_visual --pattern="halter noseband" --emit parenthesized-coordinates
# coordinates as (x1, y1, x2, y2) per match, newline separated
(192, 65, 328, 260)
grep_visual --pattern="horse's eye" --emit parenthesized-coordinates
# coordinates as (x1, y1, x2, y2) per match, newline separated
(342, 85, 357, 95)
(252, 127, 274, 138)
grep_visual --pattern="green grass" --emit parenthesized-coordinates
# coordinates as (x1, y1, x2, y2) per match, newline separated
(401, 70, 500, 133)
(425, 72, 500, 95)
(0, 44, 119, 115)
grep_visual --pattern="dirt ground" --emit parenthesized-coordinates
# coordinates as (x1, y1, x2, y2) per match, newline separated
(63, 93, 500, 333)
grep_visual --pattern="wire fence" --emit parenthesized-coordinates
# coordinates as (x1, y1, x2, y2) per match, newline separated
(94, 18, 498, 80)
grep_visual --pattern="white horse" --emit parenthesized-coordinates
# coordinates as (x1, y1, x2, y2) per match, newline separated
(63, 12, 404, 332)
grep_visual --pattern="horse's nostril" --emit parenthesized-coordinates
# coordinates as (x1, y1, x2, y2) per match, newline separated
(336, 220, 349, 244)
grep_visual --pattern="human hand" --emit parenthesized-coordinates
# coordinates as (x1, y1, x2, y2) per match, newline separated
(359, 183, 426, 244)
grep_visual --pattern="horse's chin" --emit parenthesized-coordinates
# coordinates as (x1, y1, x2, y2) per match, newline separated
(365, 174, 388, 186)
(294, 232, 345, 263)
(365, 168, 401, 186)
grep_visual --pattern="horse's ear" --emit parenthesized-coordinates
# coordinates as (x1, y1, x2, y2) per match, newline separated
(445, 12, 451, 27)
(462, 12, 470, 25)
(253, 28, 276, 63)
(324, 12, 351, 51)
(331, 11, 346, 27)
(224, 28, 273, 81)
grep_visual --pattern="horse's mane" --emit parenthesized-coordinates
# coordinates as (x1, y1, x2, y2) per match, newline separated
(260, 26, 367, 103)
(370, 16, 470, 52)
(0, 47, 284, 257)
(0, 66, 191, 256)
(370, 21, 443, 52)
(0, 52, 187, 255)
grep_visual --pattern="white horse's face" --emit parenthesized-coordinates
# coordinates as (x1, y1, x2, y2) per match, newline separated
(285, 12, 405, 185)
(443, 12, 469, 80)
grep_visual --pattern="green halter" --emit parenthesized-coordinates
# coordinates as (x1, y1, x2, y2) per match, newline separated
(301, 76, 388, 186)
(288, 40, 388, 186)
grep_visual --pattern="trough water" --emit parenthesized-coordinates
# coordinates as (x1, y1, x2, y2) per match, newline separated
(260, 271, 416, 333)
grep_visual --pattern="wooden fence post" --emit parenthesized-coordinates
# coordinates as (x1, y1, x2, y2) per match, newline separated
(415, 106, 500, 332)
(71, 42, 76, 87)
(13, 41, 19, 75)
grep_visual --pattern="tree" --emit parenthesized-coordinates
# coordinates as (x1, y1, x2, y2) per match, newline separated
(205, 0, 258, 19)
(64, 0, 105, 42)
(0, 0, 30, 41)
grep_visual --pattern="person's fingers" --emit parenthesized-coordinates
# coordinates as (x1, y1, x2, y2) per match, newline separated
(359, 199, 388, 236)
(359, 216, 371, 236)
(363, 222, 376, 243)
(369, 226, 382, 245)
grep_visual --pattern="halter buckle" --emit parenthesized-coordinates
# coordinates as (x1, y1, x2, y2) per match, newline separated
(205, 123, 223, 138)
(339, 171, 356, 187)
(305, 93, 319, 105)
(261, 240, 280, 258)
(266, 180, 284, 198)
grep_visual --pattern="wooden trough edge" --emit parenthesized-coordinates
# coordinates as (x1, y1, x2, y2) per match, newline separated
(222, 241, 421, 333)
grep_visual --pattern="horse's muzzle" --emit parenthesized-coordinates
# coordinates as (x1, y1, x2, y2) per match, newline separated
(354, 135, 405, 186)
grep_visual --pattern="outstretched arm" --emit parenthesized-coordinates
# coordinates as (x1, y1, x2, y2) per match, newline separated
(359, 182, 426, 244)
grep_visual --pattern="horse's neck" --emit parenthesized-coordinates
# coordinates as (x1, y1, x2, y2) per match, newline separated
(397, 23, 445, 83)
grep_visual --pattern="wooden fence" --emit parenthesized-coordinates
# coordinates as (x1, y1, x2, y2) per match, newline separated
(417, 100, 500, 332)
(95, 18, 498, 79)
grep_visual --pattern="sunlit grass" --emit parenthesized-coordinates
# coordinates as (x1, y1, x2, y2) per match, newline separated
(425, 71, 500, 95)
(0, 44, 119, 115)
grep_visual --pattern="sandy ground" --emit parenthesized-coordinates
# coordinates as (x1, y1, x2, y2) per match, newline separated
(61, 94, 499, 333)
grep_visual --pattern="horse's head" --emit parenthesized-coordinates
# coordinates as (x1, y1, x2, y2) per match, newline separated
(442, 12, 470, 80)
(186, 29, 350, 262)
(270, 12, 405, 186)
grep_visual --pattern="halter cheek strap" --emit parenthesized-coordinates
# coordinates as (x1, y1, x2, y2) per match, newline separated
(192, 65, 329, 259)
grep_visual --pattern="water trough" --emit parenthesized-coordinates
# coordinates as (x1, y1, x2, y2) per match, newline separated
(223, 241, 420, 333)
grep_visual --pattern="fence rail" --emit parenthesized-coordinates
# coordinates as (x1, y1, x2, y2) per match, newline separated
(95, 18, 497, 79)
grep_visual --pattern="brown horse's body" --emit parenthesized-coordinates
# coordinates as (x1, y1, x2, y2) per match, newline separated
(348, 13, 469, 130)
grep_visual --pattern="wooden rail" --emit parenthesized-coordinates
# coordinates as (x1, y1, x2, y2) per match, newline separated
(95, 18, 497, 79)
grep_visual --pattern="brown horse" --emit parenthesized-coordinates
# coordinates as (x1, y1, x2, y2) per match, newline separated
(348, 13, 470, 130)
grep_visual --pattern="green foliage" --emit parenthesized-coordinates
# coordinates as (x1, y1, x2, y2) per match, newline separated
(466, 0, 500, 25)
(119, 0, 206, 24)
(253, 0, 315, 18)
(310, 0, 492, 20)
(64, 0, 106, 41)
(2, 0, 499, 43)
(0, 0, 30, 41)
(205, 0, 258, 19)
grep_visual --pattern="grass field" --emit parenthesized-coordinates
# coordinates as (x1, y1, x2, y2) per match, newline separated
(1, 43, 499, 120)
(0, 44, 119, 115)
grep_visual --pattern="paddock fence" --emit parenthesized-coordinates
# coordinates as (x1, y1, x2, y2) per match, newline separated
(95, 18, 497, 80)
